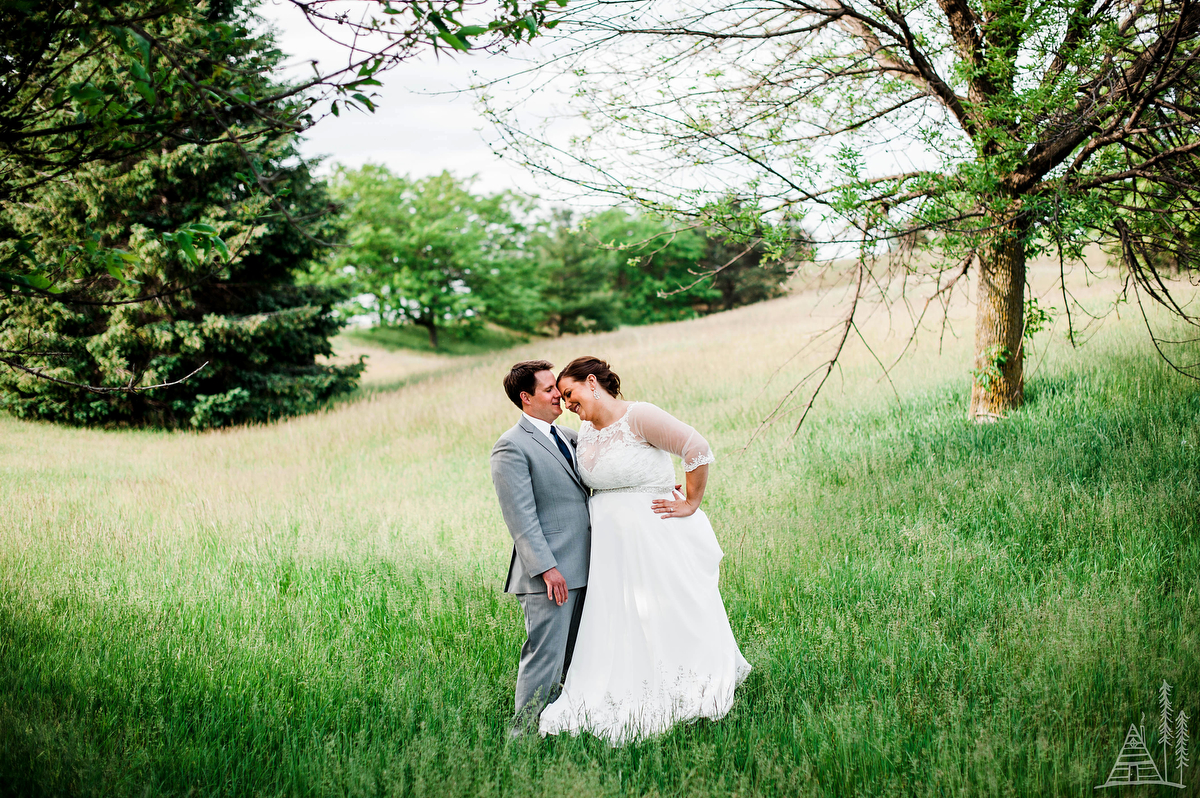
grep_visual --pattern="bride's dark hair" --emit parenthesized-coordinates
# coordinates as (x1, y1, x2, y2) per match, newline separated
(558, 356, 622, 398)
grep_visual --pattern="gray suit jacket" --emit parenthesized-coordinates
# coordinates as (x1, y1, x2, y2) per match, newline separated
(491, 416, 591, 594)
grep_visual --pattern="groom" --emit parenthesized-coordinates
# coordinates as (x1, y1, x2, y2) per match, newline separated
(490, 360, 591, 734)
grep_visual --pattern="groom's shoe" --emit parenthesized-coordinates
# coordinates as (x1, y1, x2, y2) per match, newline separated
(508, 713, 534, 740)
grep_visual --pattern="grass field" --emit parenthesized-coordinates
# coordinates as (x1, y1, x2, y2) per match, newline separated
(1, 257, 1198, 797)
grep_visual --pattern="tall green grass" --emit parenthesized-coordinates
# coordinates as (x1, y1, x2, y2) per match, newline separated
(1, 263, 1197, 796)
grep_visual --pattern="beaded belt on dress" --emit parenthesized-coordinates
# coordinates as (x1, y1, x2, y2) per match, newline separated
(591, 485, 675, 495)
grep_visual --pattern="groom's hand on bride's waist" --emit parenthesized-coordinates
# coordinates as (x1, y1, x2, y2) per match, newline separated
(540, 567, 568, 606)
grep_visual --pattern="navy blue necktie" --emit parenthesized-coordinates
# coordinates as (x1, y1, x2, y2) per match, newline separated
(550, 426, 574, 468)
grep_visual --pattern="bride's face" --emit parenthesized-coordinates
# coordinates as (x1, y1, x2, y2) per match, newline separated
(557, 376, 592, 420)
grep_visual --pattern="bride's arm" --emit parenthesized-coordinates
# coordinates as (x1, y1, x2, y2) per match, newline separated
(663, 462, 709, 518)
(627, 403, 715, 518)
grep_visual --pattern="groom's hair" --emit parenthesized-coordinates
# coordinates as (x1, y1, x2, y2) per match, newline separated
(504, 360, 555, 409)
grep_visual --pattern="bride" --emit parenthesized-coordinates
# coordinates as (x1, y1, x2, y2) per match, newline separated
(538, 356, 751, 744)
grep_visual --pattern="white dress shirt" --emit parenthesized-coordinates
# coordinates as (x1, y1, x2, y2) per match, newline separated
(522, 412, 560, 446)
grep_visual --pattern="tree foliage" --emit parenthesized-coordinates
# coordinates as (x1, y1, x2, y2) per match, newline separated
(541, 208, 806, 330)
(0, 0, 563, 398)
(320, 168, 805, 342)
(490, 0, 1200, 423)
(532, 209, 623, 334)
(321, 165, 539, 348)
(0, 7, 361, 428)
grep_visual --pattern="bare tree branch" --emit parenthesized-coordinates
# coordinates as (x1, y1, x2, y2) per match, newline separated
(0, 358, 209, 394)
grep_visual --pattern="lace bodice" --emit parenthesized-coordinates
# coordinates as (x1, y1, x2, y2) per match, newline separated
(576, 402, 715, 491)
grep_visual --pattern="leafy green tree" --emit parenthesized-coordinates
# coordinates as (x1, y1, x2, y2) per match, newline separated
(0, 0, 563, 394)
(581, 209, 805, 323)
(589, 209, 715, 325)
(325, 166, 539, 348)
(0, 132, 361, 428)
(0, 1, 365, 427)
(494, 0, 1200, 423)
(470, 243, 550, 336)
(532, 209, 621, 335)
(688, 213, 811, 313)
(530, 208, 807, 334)
(705, 238, 794, 313)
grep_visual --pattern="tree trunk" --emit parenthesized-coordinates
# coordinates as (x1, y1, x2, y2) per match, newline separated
(969, 220, 1026, 421)
(419, 318, 439, 349)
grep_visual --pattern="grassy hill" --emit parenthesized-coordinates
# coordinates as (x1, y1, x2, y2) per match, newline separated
(341, 321, 534, 357)
(1, 257, 1198, 796)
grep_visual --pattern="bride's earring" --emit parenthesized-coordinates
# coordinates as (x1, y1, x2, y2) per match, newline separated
(592, 388, 599, 399)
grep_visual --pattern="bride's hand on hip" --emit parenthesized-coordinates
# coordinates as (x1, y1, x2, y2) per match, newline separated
(652, 489, 697, 519)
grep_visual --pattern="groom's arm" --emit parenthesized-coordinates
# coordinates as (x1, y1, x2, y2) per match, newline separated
(490, 438, 558, 581)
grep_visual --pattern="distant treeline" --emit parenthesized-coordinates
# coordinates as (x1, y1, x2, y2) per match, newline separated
(309, 165, 813, 348)
(0, 0, 804, 430)
(0, 120, 804, 430)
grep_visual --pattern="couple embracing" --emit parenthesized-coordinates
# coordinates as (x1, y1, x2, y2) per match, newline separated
(491, 356, 751, 745)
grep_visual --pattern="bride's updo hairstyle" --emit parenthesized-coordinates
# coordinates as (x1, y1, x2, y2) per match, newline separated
(558, 356, 622, 398)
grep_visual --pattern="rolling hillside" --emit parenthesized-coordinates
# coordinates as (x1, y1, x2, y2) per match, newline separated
(1, 256, 1198, 796)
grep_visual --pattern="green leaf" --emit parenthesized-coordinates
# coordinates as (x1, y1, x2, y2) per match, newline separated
(176, 233, 198, 264)
(188, 224, 217, 234)
(129, 60, 150, 83)
(68, 83, 104, 103)
(458, 25, 488, 36)
(330, 101, 339, 117)
(427, 12, 450, 33)
(133, 81, 156, 105)
(438, 31, 469, 50)
(130, 30, 151, 65)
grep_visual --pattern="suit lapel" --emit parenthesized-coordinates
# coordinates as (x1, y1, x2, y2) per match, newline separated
(518, 416, 584, 489)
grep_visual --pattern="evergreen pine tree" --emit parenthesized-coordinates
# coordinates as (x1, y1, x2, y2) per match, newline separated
(1178, 711, 1191, 782)
(1161, 681, 1174, 782)
(0, 2, 361, 427)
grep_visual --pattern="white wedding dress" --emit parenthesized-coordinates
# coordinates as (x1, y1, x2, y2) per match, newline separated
(538, 402, 752, 744)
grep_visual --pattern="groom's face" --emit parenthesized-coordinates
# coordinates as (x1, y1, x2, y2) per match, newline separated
(523, 369, 563, 423)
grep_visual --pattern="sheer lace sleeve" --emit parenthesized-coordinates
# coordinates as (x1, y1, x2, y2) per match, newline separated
(626, 402, 715, 472)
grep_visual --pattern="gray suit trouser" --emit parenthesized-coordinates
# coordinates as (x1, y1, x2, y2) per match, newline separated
(514, 586, 587, 725)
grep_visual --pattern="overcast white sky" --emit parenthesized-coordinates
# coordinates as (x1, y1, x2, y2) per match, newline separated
(257, 1, 561, 196)
(254, 2, 930, 256)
